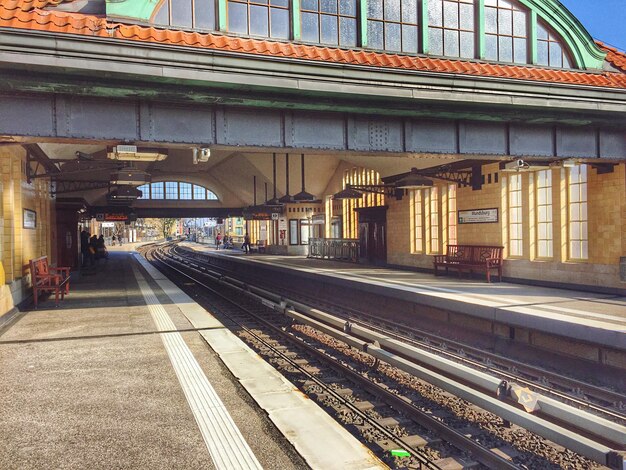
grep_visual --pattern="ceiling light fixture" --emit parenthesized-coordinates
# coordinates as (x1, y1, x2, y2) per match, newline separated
(107, 145, 168, 162)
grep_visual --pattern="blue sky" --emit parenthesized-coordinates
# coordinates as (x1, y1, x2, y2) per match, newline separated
(559, 0, 626, 50)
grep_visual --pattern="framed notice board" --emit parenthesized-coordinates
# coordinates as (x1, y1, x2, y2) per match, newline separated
(23, 209, 36, 229)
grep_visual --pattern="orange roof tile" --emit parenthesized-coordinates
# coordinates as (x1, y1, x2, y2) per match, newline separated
(3, 0, 69, 12)
(2, 6, 626, 90)
(596, 41, 626, 73)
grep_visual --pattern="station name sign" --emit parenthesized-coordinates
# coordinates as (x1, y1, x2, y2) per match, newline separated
(96, 213, 128, 222)
(458, 208, 498, 224)
(243, 205, 284, 221)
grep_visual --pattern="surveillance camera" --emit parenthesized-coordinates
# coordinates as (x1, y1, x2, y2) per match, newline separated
(516, 159, 525, 167)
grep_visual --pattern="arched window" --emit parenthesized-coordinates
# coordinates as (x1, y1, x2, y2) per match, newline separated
(153, 0, 216, 30)
(228, 0, 290, 39)
(367, 0, 419, 53)
(536, 19, 573, 68)
(484, 0, 528, 64)
(301, 0, 358, 47)
(428, 0, 476, 58)
(137, 182, 218, 201)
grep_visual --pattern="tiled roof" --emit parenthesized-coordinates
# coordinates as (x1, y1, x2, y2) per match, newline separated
(596, 41, 626, 73)
(2, 5, 626, 90)
(3, 0, 68, 12)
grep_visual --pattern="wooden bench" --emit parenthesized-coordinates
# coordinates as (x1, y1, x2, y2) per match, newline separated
(29, 256, 71, 308)
(249, 240, 266, 253)
(433, 245, 504, 282)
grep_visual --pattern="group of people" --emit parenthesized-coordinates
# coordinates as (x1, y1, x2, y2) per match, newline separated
(215, 232, 252, 254)
(80, 230, 109, 267)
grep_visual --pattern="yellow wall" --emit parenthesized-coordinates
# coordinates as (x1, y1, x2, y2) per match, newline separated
(0, 145, 55, 317)
(386, 162, 626, 290)
(457, 163, 503, 247)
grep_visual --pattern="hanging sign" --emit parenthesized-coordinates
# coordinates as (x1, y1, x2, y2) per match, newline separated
(104, 213, 128, 222)
(243, 204, 284, 221)
(458, 208, 498, 224)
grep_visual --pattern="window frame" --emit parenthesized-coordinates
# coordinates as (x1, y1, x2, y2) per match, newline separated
(508, 173, 523, 258)
(367, 0, 420, 53)
(447, 183, 457, 245)
(412, 189, 424, 253)
(535, 169, 553, 259)
(300, 0, 359, 47)
(568, 165, 588, 261)
(428, 0, 477, 59)
(484, 0, 529, 64)
(227, 0, 291, 39)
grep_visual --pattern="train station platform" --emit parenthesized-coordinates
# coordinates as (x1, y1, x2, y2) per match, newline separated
(0, 248, 384, 470)
(180, 243, 626, 371)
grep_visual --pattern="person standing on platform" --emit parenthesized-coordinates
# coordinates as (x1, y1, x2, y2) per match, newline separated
(96, 235, 108, 260)
(89, 235, 98, 262)
(80, 230, 91, 267)
(216, 232, 222, 250)
(242, 233, 251, 254)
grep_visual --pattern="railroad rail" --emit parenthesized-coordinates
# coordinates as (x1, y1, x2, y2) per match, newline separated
(143, 242, 626, 469)
(173, 244, 626, 423)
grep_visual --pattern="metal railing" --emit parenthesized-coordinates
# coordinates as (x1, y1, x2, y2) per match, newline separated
(308, 238, 359, 263)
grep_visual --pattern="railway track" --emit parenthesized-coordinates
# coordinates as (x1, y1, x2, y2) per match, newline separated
(172, 244, 626, 424)
(142, 243, 626, 469)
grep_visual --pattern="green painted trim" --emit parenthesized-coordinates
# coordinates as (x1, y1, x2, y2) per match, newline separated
(292, 0, 301, 40)
(517, 0, 605, 69)
(218, 0, 227, 30)
(477, 0, 485, 59)
(360, 0, 368, 47)
(106, 0, 160, 21)
(529, 10, 537, 64)
(420, 0, 428, 54)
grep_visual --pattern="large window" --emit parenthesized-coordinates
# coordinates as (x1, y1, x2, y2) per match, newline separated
(301, 0, 358, 46)
(568, 165, 588, 260)
(228, 0, 290, 39)
(428, 0, 475, 58)
(447, 184, 457, 245)
(508, 173, 523, 257)
(153, 0, 216, 30)
(136, 182, 218, 200)
(484, 0, 528, 64)
(412, 189, 424, 253)
(367, 0, 419, 53)
(179, 182, 192, 200)
(535, 170, 553, 258)
(428, 186, 440, 253)
(537, 19, 572, 68)
(165, 181, 178, 199)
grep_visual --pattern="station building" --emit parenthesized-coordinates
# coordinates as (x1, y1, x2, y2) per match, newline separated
(0, 0, 625, 317)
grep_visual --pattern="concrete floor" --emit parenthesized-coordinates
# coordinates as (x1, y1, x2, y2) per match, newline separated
(0, 252, 307, 470)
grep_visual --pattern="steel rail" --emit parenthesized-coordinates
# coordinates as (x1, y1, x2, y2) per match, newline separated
(172, 244, 626, 421)
(145, 246, 443, 470)
(148, 245, 523, 469)
(163, 244, 626, 469)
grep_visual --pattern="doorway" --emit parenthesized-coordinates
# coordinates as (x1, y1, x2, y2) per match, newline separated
(355, 206, 387, 265)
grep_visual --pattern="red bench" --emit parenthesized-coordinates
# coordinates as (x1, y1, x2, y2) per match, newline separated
(29, 256, 71, 308)
(433, 245, 504, 282)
